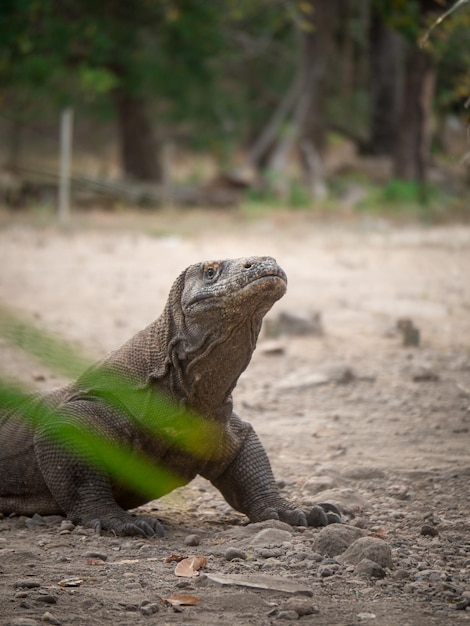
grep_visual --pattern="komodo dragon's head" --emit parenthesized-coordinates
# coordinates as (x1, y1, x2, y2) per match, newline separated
(181, 256, 287, 319)
(153, 257, 287, 407)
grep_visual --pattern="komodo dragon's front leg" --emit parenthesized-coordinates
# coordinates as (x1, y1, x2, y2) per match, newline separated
(207, 414, 308, 526)
(34, 398, 165, 537)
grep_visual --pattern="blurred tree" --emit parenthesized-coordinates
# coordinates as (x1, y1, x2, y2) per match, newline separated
(245, 0, 339, 199)
(1, 0, 468, 194)
(366, 6, 404, 155)
(375, 0, 445, 182)
(0, 0, 224, 182)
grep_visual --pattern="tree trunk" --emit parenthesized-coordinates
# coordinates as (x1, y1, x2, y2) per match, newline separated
(113, 90, 162, 182)
(297, 0, 338, 198)
(6, 119, 23, 171)
(366, 13, 404, 155)
(393, 45, 436, 181)
(300, 0, 337, 155)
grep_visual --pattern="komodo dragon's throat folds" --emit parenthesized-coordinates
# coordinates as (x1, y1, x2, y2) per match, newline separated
(0, 257, 339, 537)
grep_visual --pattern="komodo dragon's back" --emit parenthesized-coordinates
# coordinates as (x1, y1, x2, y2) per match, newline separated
(0, 257, 336, 537)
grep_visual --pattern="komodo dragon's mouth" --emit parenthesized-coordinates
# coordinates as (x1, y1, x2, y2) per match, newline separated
(244, 271, 287, 291)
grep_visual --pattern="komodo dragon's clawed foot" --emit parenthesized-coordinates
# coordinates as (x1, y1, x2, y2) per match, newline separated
(252, 505, 308, 526)
(87, 514, 165, 538)
(307, 502, 342, 527)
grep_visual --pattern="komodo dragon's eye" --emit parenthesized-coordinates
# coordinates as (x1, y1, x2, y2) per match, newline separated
(205, 266, 217, 280)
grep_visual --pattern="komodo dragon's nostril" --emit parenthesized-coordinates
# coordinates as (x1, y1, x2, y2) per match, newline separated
(243, 261, 253, 269)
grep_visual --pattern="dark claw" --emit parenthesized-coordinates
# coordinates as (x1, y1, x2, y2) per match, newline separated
(317, 502, 342, 517)
(326, 511, 342, 524)
(307, 503, 343, 527)
(128, 517, 165, 538)
(90, 519, 102, 534)
(279, 509, 307, 527)
(147, 517, 165, 538)
(306, 505, 328, 527)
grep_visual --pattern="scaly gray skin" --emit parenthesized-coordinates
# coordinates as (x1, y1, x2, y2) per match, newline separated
(0, 257, 333, 537)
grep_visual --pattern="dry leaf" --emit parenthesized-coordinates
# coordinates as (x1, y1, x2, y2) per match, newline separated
(164, 553, 185, 563)
(174, 555, 207, 577)
(164, 593, 201, 607)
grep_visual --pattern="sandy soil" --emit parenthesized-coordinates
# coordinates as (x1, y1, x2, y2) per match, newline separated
(0, 210, 469, 626)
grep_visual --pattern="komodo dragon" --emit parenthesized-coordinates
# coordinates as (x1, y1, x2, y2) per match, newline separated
(0, 256, 336, 537)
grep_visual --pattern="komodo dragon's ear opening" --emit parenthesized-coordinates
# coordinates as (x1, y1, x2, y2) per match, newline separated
(148, 266, 189, 380)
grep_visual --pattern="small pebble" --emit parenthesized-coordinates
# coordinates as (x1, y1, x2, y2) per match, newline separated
(140, 601, 159, 615)
(184, 534, 201, 547)
(355, 558, 386, 579)
(277, 609, 299, 621)
(257, 548, 282, 558)
(83, 551, 108, 561)
(318, 566, 335, 578)
(14, 580, 41, 589)
(124, 582, 142, 590)
(420, 524, 439, 537)
(250, 528, 292, 547)
(59, 520, 75, 532)
(41, 611, 62, 625)
(26, 514, 46, 529)
(283, 597, 319, 616)
(393, 568, 410, 581)
(225, 547, 247, 561)
(35, 595, 57, 604)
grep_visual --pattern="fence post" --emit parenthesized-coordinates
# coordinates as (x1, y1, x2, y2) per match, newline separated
(58, 108, 73, 224)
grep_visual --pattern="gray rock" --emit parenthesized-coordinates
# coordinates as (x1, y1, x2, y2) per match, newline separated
(9, 619, 39, 626)
(41, 612, 62, 625)
(420, 524, 439, 537)
(82, 551, 108, 561)
(277, 610, 299, 620)
(140, 601, 160, 615)
(393, 568, 410, 581)
(283, 597, 319, 616)
(257, 548, 283, 558)
(35, 594, 57, 604)
(225, 547, 247, 561)
(124, 582, 142, 590)
(250, 528, 292, 547)
(313, 524, 366, 557)
(413, 569, 445, 582)
(355, 558, 386, 579)
(184, 534, 201, 546)
(318, 565, 336, 578)
(14, 580, 41, 589)
(337, 537, 392, 569)
(25, 514, 46, 529)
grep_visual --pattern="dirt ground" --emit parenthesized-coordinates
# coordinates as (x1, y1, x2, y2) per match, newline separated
(0, 209, 469, 626)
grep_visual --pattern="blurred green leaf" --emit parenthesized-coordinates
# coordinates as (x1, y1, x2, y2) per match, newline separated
(0, 305, 221, 502)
